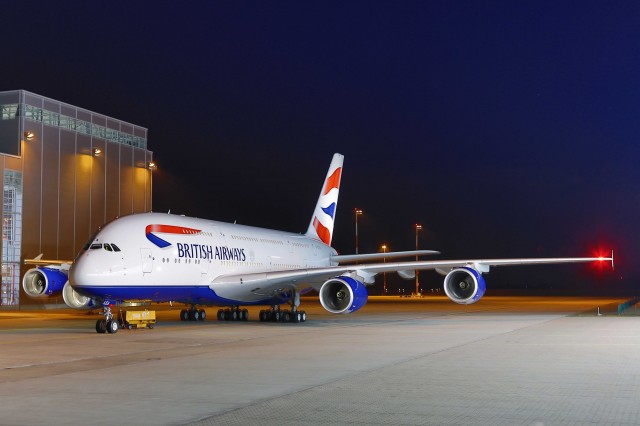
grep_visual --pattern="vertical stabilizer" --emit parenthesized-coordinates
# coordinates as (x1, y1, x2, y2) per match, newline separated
(305, 153, 344, 246)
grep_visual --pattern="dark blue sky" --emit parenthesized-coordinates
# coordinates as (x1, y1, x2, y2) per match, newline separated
(4, 1, 636, 293)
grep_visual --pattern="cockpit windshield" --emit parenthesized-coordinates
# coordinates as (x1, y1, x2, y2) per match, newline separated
(77, 228, 122, 259)
(88, 243, 121, 252)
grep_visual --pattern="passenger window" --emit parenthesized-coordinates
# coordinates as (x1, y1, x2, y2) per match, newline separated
(104, 244, 113, 252)
(111, 244, 121, 252)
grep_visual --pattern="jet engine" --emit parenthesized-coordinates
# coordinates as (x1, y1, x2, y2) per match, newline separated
(443, 267, 486, 305)
(62, 282, 96, 309)
(319, 276, 368, 314)
(22, 267, 68, 297)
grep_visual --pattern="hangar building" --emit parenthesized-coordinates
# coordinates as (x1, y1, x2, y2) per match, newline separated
(0, 90, 153, 307)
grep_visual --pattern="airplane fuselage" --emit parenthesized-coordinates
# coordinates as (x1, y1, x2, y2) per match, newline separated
(69, 212, 337, 305)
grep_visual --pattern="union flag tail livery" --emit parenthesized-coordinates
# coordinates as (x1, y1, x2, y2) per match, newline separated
(21, 152, 613, 334)
(305, 153, 343, 246)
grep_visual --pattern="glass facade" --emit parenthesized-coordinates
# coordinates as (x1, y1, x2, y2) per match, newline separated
(0, 90, 147, 152)
(1, 170, 22, 306)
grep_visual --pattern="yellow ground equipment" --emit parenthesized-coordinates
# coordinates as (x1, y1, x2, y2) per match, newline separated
(117, 310, 156, 330)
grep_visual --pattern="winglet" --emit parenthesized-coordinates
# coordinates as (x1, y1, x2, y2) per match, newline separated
(611, 250, 615, 270)
(305, 153, 344, 246)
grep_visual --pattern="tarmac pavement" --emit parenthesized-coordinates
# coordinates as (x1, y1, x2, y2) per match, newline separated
(1, 296, 638, 425)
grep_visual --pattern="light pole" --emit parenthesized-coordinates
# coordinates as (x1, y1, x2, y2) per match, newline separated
(415, 224, 422, 295)
(354, 208, 363, 254)
(381, 244, 388, 294)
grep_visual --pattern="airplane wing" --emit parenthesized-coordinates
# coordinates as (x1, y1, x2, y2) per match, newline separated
(331, 250, 440, 263)
(210, 254, 614, 296)
(23, 254, 73, 270)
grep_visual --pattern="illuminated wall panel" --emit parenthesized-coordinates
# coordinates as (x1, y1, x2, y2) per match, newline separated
(0, 90, 153, 307)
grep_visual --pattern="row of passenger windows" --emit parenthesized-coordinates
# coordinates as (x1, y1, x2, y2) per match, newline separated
(272, 263, 301, 270)
(161, 258, 207, 264)
(89, 243, 121, 252)
(231, 235, 259, 242)
(229, 234, 285, 246)
(290, 242, 310, 248)
(158, 257, 267, 269)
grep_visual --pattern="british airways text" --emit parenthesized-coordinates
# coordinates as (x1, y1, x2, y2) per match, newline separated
(176, 243, 246, 261)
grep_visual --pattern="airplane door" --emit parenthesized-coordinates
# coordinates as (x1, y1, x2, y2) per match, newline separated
(141, 248, 153, 273)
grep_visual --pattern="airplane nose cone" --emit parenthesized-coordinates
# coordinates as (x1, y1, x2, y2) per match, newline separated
(69, 254, 92, 287)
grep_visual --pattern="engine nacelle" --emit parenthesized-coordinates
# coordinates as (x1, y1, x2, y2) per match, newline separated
(62, 282, 96, 309)
(443, 267, 486, 305)
(319, 276, 368, 314)
(22, 267, 68, 297)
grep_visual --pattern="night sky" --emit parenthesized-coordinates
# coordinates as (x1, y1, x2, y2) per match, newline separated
(4, 2, 636, 294)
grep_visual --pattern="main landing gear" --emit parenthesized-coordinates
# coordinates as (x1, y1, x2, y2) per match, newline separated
(258, 306, 307, 323)
(180, 305, 207, 321)
(259, 290, 307, 323)
(216, 306, 249, 321)
(96, 304, 119, 334)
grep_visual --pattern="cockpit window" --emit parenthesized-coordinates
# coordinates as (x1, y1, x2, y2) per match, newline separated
(111, 244, 121, 252)
(104, 244, 113, 252)
(90, 244, 102, 250)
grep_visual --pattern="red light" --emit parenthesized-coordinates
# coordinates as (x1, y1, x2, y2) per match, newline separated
(588, 245, 615, 273)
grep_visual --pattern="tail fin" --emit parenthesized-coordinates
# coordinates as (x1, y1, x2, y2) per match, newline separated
(305, 153, 344, 246)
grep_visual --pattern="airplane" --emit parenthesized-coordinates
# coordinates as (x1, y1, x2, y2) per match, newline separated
(22, 153, 613, 334)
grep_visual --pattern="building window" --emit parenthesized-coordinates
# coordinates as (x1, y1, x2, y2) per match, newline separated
(1, 170, 22, 306)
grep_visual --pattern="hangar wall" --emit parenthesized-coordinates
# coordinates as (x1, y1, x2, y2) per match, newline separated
(0, 90, 153, 307)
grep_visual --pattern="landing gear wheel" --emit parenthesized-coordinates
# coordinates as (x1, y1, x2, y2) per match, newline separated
(107, 320, 119, 334)
(96, 319, 107, 333)
(300, 311, 307, 322)
(241, 309, 249, 321)
(180, 309, 189, 321)
(198, 309, 206, 321)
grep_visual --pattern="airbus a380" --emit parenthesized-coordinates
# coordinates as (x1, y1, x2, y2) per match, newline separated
(23, 153, 613, 333)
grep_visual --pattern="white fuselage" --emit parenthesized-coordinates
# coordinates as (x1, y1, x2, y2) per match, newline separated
(69, 212, 337, 305)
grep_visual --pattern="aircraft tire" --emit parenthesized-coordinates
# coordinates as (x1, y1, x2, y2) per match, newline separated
(301, 311, 307, 322)
(107, 320, 118, 334)
(96, 319, 107, 333)
(198, 309, 206, 321)
(294, 312, 301, 323)
(242, 309, 249, 321)
(180, 310, 189, 321)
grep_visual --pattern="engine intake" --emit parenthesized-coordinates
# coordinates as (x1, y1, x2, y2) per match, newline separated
(443, 267, 486, 305)
(62, 282, 96, 309)
(319, 276, 368, 314)
(22, 267, 68, 297)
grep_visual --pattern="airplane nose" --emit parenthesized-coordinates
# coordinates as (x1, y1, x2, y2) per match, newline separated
(69, 255, 92, 287)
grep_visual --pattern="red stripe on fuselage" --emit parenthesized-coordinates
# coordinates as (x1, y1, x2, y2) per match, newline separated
(145, 224, 201, 235)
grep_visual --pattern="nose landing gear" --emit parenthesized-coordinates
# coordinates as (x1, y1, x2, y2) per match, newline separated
(96, 304, 119, 334)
